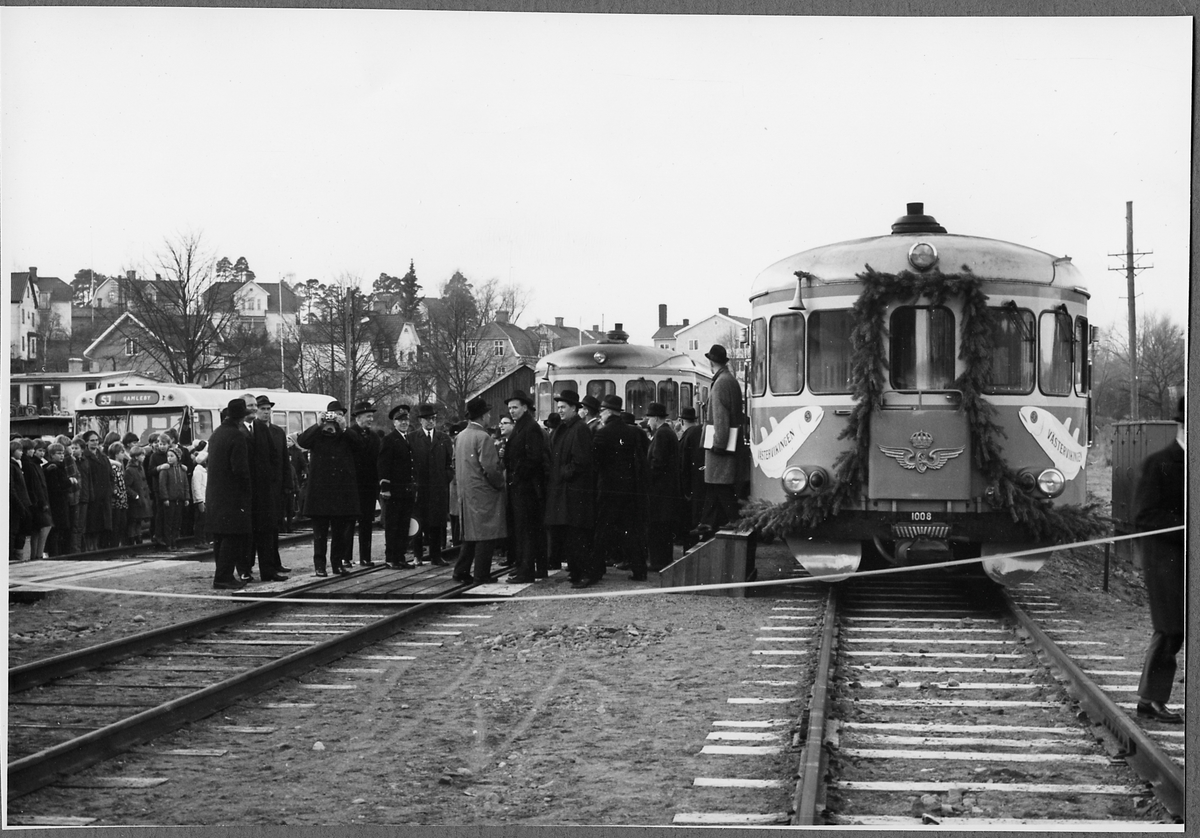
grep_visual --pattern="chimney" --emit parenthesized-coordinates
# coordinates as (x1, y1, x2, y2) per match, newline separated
(682, 318, 689, 327)
(659, 304, 667, 327)
(719, 307, 729, 316)
(555, 316, 564, 328)
(126, 270, 136, 281)
(28, 267, 37, 280)
(496, 310, 509, 324)
(592, 324, 599, 332)
(68, 357, 84, 373)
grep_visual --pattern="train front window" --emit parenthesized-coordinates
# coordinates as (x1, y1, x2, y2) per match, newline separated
(807, 310, 853, 394)
(749, 317, 767, 397)
(889, 306, 955, 390)
(1039, 309, 1073, 396)
(657, 380, 679, 417)
(625, 379, 655, 417)
(585, 380, 615, 401)
(984, 305, 1034, 394)
(1075, 316, 1090, 396)
(768, 313, 804, 395)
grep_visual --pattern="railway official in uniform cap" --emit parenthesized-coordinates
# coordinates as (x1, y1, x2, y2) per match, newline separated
(378, 403, 418, 568)
(453, 397, 507, 583)
(409, 403, 453, 566)
(1133, 395, 1186, 723)
(347, 400, 382, 567)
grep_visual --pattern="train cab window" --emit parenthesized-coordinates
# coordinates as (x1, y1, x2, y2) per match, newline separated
(585, 380, 615, 402)
(889, 306, 955, 390)
(749, 318, 767, 397)
(1039, 309, 1073, 396)
(807, 310, 853, 394)
(1074, 316, 1090, 396)
(984, 305, 1035, 394)
(657, 380, 679, 417)
(625, 379, 656, 417)
(768, 313, 804, 395)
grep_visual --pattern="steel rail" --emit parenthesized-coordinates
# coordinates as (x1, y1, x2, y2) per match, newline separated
(791, 583, 838, 825)
(7, 574, 478, 798)
(999, 588, 1184, 821)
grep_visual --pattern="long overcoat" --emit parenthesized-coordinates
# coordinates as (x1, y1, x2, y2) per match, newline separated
(1134, 438, 1185, 634)
(23, 456, 52, 529)
(455, 421, 507, 541)
(206, 418, 254, 535)
(298, 422, 364, 518)
(124, 463, 153, 520)
(264, 421, 292, 524)
(43, 460, 72, 531)
(646, 421, 682, 525)
(544, 413, 594, 529)
(504, 411, 548, 503)
(378, 430, 416, 497)
(409, 428, 454, 523)
(346, 423, 382, 517)
(85, 449, 113, 532)
(704, 364, 745, 486)
(245, 419, 282, 524)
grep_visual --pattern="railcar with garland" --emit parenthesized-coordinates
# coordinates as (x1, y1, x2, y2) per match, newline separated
(743, 204, 1099, 585)
(533, 324, 713, 422)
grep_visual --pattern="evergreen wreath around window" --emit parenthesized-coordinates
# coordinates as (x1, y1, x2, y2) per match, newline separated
(738, 265, 1109, 545)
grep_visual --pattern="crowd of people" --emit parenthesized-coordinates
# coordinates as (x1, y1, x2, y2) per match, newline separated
(9, 343, 748, 594)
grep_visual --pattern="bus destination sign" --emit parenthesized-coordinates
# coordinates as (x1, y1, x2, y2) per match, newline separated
(96, 391, 160, 407)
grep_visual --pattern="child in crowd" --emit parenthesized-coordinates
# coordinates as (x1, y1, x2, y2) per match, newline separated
(158, 447, 190, 551)
(191, 450, 209, 545)
(124, 446, 152, 545)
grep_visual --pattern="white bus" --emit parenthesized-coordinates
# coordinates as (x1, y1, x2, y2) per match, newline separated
(73, 384, 334, 444)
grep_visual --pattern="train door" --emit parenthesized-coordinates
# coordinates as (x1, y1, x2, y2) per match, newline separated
(625, 378, 655, 418)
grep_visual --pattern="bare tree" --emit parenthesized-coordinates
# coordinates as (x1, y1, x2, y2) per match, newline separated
(497, 280, 532, 323)
(1092, 312, 1185, 421)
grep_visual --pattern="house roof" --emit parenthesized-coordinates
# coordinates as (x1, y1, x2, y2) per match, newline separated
(674, 311, 751, 335)
(481, 321, 539, 357)
(34, 276, 72, 304)
(83, 311, 151, 357)
(652, 324, 684, 341)
(10, 272, 36, 305)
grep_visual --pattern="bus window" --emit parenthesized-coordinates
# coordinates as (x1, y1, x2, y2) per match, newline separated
(585, 380, 615, 401)
(681, 383, 694, 412)
(1039, 309, 1073, 396)
(1075, 316, 1090, 396)
(287, 411, 305, 434)
(303, 411, 318, 431)
(194, 409, 214, 440)
(984, 305, 1034, 394)
(768, 313, 804, 395)
(272, 409, 287, 427)
(889, 306, 955, 390)
(658, 380, 679, 417)
(536, 381, 553, 419)
(750, 317, 767, 397)
(625, 379, 656, 417)
(807, 310, 853, 394)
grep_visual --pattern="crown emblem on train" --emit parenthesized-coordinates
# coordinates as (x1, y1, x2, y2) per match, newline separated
(878, 431, 964, 474)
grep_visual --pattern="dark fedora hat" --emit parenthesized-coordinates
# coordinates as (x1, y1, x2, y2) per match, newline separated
(228, 398, 250, 420)
(416, 403, 438, 419)
(466, 396, 491, 420)
(326, 400, 348, 414)
(579, 394, 602, 414)
(352, 400, 377, 417)
(600, 394, 623, 412)
(553, 389, 580, 407)
(646, 402, 668, 418)
(680, 406, 697, 422)
(705, 344, 729, 365)
(388, 404, 411, 421)
(507, 389, 535, 407)
(255, 394, 275, 408)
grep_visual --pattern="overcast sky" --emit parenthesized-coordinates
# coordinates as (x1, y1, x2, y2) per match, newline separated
(2, 10, 1192, 346)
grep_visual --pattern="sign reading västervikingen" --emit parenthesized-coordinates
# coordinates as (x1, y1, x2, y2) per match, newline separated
(1018, 406, 1087, 480)
(750, 406, 824, 479)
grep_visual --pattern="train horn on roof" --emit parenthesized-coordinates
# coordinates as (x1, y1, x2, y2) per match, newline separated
(891, 202, 947, 235)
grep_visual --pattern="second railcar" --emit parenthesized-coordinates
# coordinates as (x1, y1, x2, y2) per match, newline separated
(745, 204, 1097, 585)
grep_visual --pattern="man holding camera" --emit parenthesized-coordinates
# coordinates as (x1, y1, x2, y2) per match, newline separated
(298, 400, 364, 576)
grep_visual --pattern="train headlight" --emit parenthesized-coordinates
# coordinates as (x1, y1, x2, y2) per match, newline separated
(781, 467, 808, 496)
(908, 241, 939, 271)
(806, 467, 830, 491)
(1036, 468, 1066, 498)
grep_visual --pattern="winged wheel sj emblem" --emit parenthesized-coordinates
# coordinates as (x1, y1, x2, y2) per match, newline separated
(878, 430, 964, 474)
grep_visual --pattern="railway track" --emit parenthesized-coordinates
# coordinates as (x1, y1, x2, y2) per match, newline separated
(7, 548, 484, 800)
(791, 569, 1183, 826)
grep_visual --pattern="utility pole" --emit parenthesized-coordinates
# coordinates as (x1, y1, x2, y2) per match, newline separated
(1108, 201, 1153, 420)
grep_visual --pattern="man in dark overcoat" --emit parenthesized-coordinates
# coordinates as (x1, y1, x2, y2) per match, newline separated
(579, 394, 602, 435)
(700, 344, 745, 535)
(1133, 395, 1186, 723)
(298, 400, 364, 576)
(83, 431, 112, 551)
(207, 399, 254, 590)
(645, 401, 682, 572)
(378, 404, 417, 569)
(347, 400, 383, 567)
(591, 395, 642, 582)
(677, 406, 705, 548)
(502, 389, 548, 583)
(544, 390, 597, 588)
(408, 403, 453, 566)
(247, 394, 290, 581)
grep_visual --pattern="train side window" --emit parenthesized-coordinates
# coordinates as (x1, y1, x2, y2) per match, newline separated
(1039, 309, 1073, 396)
(1075, 316, 1090, 396)
(554, 379, 578, 398)
(625, 379, 656, 417)
(983, 305, 1034, 394)
(807, 310, 853, 394)
(749, 317, 767, 397)
(768, 313, 804, 395)
(585, 380, 615, 401)
(889, 306, 955, 390)
(680, 383, 694, 411)
(657, 380, 679, 417)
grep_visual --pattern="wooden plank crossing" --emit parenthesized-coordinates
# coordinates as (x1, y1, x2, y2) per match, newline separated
(282, 564, 465, 600)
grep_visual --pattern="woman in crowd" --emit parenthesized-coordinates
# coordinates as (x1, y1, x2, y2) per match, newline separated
(21, 439, 52, 561)
(71, 437, 92, 552)
(108, 442, 129, 549)
(43, 442, 72, 556)
(124, 445, 153, 545)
